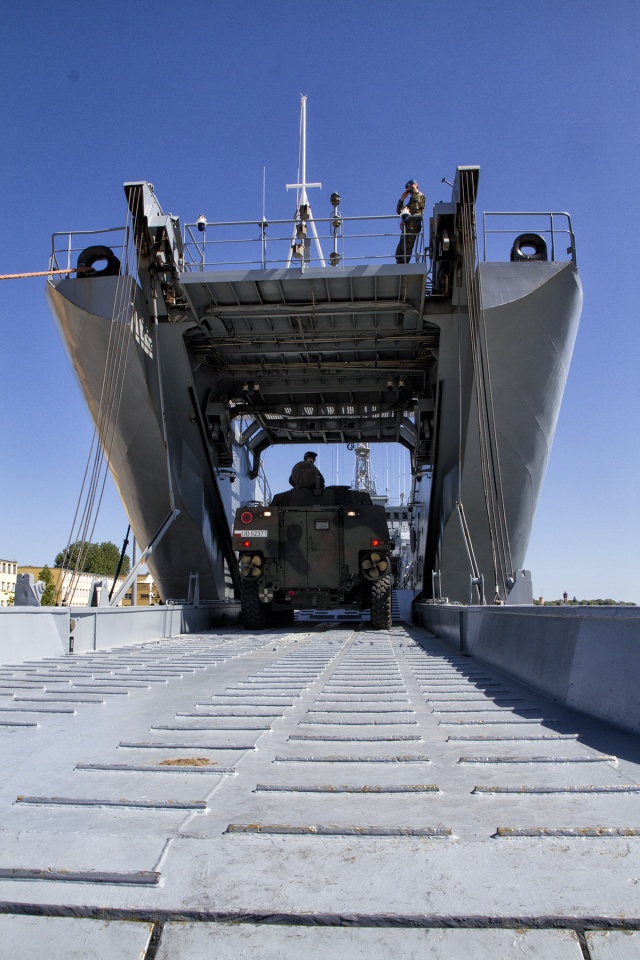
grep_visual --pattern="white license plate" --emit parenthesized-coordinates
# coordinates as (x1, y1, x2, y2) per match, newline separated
(236, 529, 268, 538)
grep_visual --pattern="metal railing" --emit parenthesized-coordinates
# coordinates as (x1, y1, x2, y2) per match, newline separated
(482, 212, 576, 265)
(49, 227, 127, 275)
(182, 214, 426, 272)
(47, 210, 576, 279)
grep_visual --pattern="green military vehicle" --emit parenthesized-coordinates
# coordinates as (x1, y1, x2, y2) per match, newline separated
(233, 485, 393, 630)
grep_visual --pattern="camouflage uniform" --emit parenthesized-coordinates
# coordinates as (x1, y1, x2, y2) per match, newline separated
(289, 460, 325, 491)
(395, 191, 426, 264)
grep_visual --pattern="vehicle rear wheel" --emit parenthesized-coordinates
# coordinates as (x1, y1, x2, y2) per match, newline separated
(240, 579, 268, 629)
(370, 575, 392, 630)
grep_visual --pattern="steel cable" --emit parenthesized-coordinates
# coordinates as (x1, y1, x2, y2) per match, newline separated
(458, 173, 513, 601)
(58, 192, 140, 603)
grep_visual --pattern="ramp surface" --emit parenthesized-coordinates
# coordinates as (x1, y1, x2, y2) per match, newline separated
(1, 624, 639, 958)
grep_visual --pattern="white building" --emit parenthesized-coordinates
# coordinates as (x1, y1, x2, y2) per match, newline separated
(0, 559, 17, 606)
(19, 567, 126, 606)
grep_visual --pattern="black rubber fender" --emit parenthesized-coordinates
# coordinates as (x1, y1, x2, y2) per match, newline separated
(77, 245, 121, 278)
(510, 233, 548, 262)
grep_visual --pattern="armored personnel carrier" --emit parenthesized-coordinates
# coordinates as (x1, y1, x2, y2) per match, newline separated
(233, 485, 393, 629)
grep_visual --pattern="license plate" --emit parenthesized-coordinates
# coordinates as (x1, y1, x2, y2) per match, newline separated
(236, 529, 268, 538)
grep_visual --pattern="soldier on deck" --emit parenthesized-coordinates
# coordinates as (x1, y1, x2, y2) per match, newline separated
(289, 451, 325, 491)
(395, 179, 426, 264)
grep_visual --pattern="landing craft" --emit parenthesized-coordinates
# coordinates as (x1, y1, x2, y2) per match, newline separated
(46, 99, 581, 608)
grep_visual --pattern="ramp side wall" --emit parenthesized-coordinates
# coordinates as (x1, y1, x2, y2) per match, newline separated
(0, 605, 240, 660)
(0, 608, 69, 662)
(414, 604, 640, 736)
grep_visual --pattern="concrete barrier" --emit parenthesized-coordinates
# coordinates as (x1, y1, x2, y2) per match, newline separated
(414, 603, 640, 736)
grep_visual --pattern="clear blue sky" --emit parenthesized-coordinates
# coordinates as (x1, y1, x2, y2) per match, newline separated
(1, 0, 638, 602)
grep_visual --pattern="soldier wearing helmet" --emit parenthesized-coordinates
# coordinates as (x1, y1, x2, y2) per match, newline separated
(289, 451, 325, 491)
(395, 179, 426, 264)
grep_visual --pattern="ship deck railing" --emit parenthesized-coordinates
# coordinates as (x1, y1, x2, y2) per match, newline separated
(482, 211, 577, 264)
(49, 226, 128, 276)
(182, 213, 427, 272)
(47, 211, 577, 278)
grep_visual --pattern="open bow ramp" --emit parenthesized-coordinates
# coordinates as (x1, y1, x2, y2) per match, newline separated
(1, 620, 639, 958)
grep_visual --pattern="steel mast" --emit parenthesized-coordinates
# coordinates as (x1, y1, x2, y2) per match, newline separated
(286, 96, 326, 267)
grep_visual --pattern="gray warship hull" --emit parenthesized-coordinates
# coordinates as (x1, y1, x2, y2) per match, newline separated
(46, 171, 581, 604)
(416, 260, 582, 602)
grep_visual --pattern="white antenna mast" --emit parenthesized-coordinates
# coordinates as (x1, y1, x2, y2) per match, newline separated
(286, 96, 326, 267)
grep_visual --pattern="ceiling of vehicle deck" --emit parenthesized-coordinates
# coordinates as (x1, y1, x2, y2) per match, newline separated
(179, 264, 438, 451)
(180, 263, 427, 311)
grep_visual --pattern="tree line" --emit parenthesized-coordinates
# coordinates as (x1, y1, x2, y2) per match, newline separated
(54, 541, 130, 577)
(34, 541, 131, 606)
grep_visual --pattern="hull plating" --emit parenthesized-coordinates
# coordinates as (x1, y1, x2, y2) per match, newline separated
(46, 278, 247, 602)
(414, 261, 582, 601)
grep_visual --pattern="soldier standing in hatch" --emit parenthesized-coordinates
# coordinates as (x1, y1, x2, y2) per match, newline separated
(289, 451, 325, 490)
(395, 179, 426, 264)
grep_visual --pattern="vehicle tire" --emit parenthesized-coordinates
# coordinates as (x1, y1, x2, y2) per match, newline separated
(77, 245, 122, 278)
(240, 579, 268, 629)
(370, 575, 392, 630)
(510, 233, 548, 262)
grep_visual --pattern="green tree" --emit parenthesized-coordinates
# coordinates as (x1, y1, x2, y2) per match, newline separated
(38, 565, 58, 606)
(54, 541, 130, 577)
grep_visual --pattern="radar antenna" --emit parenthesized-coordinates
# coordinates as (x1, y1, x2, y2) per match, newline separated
(286, 96, 326, 267)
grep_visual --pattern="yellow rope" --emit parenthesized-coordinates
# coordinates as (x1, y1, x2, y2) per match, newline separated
(0, 267, 88, 280)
